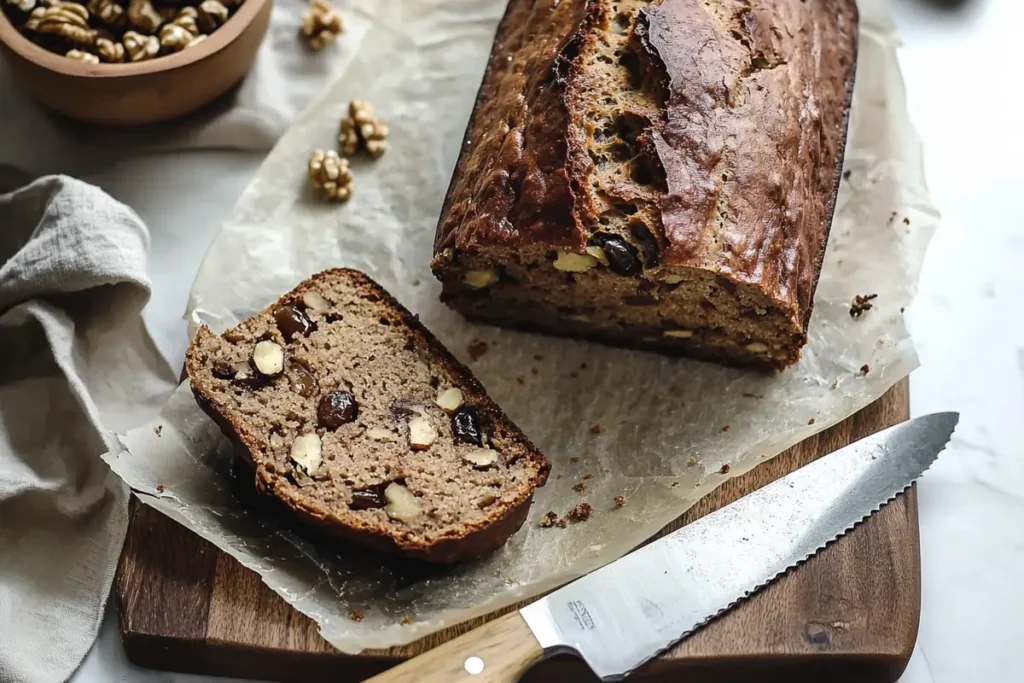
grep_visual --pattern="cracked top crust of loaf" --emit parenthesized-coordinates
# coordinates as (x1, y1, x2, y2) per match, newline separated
(185, 269, 549, 563)
(432, 0, 858, 368)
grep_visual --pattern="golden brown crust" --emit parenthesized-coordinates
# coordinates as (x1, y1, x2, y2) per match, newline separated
(636, 0, 857, 330)
(185, 268, 549, 564)
(432, 0, 858, 368)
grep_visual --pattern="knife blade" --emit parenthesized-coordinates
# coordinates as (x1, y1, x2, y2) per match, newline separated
(365, 411, 958, 683)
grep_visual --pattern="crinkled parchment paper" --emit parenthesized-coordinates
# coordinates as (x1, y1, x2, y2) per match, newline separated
(104, 0, 938, 653)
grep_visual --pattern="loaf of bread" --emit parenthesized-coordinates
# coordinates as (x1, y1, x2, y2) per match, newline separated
(185, 269, 550, 563)
(432, 0, 857, 370)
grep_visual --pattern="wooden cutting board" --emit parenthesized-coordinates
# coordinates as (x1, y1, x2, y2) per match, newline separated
(116, 378, 917, 683)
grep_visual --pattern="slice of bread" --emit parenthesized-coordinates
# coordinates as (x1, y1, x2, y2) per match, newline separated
(185, 268, 549, 563)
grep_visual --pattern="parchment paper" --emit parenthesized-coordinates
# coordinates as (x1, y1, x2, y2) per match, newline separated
(103, 0, 939, 653)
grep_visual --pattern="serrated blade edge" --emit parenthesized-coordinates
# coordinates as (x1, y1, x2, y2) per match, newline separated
(520, 412, 959, 681)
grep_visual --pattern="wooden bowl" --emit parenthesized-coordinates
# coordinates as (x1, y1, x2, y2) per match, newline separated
(0, 0, 272, 126)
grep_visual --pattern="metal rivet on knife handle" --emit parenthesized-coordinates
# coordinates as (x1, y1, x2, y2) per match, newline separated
(363, 611, 545, 683)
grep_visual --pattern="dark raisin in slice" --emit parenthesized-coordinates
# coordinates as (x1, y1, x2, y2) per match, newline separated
(290, 365, 317, 397)
(350, 485, 386, 510)
(452, 406, 484, 445)
(589, 232, 642, 276)
(274, 305, 313, 341)
(212, 360, 235, 379)
(318, 391, 358, 429)
(630, 221, 660, 267)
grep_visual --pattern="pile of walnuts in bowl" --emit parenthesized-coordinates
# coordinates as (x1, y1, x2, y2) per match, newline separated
(1, 0, 243, 63)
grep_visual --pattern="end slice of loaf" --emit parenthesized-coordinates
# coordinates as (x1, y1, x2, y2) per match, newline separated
(185, 268, 550, 563)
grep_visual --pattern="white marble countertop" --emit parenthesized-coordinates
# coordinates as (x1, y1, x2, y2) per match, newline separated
(4, 0, 1021, 681)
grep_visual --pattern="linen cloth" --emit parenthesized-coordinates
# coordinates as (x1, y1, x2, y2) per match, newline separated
(0, 1, 353, 679)
(0, 174, 177, 683)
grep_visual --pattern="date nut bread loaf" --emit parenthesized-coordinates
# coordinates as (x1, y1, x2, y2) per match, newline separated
(432, 0, 858, 370)
(185, 269, 550, 563)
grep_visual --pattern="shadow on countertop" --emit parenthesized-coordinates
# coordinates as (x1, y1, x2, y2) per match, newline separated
(900, 0, 974, 12)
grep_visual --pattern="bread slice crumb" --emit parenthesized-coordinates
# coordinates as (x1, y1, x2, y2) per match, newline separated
(567, 503, 593, 522)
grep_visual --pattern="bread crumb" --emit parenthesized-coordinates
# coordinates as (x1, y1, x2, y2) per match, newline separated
(808, 418, 815, 425)
(721, 424, 730, 432)
(903, 217, 910, 225)
(860, 364, 870, 375)
(720, 464, 731, 474)
(531, 368, 538, 376)
(467, 340, 489, 361)
(349, 609, 364, 622)
(516, 376, 525, 385)
(613, 495, 626, 508)
(555, 474, 562, 479)
(670, 481, 679, 488)
(889, 211, 897, 221)
(400, 616, 411, 625)
(412, 279, 421, 287)
(580, 362, 588, 370)
(567, 503, 593, 522)
(572, 482, 586, 493)
(590, 424, 601, 434)
(570, 456, 580, 463)
(539, 511, 559, 528)
(154, 425, 163, 436)
(850, 293, 877, 318)
(155, 484, 165, 493)
(583, 473, 593, 480)
(831, 377, 839, 389)
(687, 456, 697, 465)
(842, 169, 851, 180)
(534, 354, 544, 361)
(569, 371, 579, 378)
(742, 392, 763, 399)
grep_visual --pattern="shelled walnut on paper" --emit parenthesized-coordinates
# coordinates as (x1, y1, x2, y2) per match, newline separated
(308, 98, 388, 202)
(1, 0, 247, 64)
(340, 100, 388, 158)
(308, 150, 353, 202)
(299, 0, 342, 51)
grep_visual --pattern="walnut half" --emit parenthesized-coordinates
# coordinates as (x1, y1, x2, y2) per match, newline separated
(95, 37, 125, 62)
(196, 0, 228, 33)
(86, 0, 125, 28)
(65, 48, 98, 63)
(123, 30, 159, 61)
(127, 0, 161, 34)
(300, 0, 342, 51)
(346, 99, 388, 157)
(308, 149, 353, 202)
(25, 3, 97, 49)
(159, 23, 192, 52)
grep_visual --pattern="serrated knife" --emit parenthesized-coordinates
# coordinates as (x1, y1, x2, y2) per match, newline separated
(366, 411, 958, 683)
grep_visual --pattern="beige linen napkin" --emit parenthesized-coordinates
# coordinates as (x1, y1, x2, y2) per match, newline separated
(0, 174, 176, 683)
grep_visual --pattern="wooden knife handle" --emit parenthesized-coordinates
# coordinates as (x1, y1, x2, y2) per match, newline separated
(364, 611, 546, 683)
